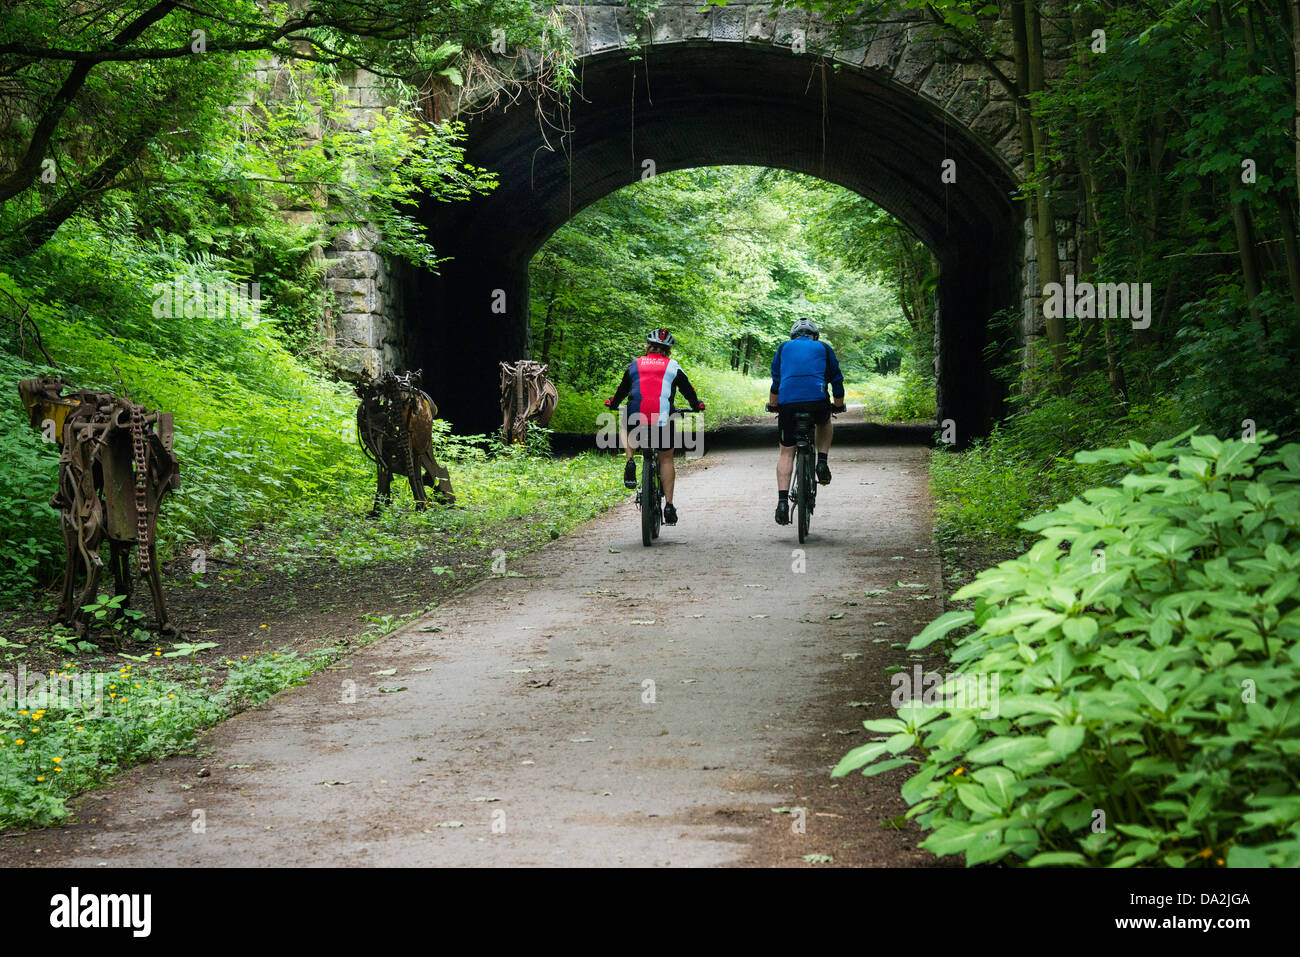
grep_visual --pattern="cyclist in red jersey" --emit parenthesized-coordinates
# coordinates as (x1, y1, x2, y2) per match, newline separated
(604, 329, 704, 525)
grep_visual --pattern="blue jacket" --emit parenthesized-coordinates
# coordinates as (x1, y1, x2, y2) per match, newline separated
(771, 336, 845, 404)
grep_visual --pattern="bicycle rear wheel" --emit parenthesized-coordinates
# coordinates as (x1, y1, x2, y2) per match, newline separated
(796, 447, 811, 543)
(641, 454, 656, 547)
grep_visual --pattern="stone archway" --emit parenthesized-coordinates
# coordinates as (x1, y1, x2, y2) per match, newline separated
(387, 3, 1035, 437)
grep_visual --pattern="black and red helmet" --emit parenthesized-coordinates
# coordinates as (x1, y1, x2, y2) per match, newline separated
(646, 328, 675, 348)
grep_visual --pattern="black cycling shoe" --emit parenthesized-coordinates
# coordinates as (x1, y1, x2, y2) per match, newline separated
(775, 500, 790, 525)
(663, 503, 678, 525)
(816, 460, 832, 485)
(623, 459, 637, 489)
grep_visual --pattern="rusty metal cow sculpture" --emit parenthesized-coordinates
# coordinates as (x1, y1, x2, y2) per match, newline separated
(355, 369, 455, 516)
(499, 360, 558, 445)
(17, 378, 180, 638)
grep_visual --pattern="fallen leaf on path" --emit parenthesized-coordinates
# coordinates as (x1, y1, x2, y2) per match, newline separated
(863, 589, 888, 597)
(895, 581, 927, 588)
(570, 737, 595, 743)
(521, 760, 535, 765)
(681, 678, 697, 684)
(370, 669, 397, 676)
(841, 653, 862, 660)
(434, 821, 464, 828)
(418, 626, 441, 633)
(803, 854, 834, 864)
(771, 806, 807, 815)
(228, 764, 254, 769)
(506, 668, 533, 674)
(608, 548, 621, 553)
(378, 686, 407, 693)
(873, 622, 889, 627)
(527, 678, 553, 688)
(828, 612, 845, 620)
(630, 619, 656, 625)
(750, 614, 768, 619)
(836, 729, 858, 735)
(318, 780, 352, 787)
(846, 701, 871, 708)
(472, 796, 501, 803)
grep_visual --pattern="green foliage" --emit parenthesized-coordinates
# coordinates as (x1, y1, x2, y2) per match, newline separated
(840, 432, 1300, 867)
(0, 350, 63, 599)
(530, 167, 917, 401)
(0, 647, 328, 828)
(886, 361, 938, 423)
(0, 0, 572, 261)
(931, 378, 1190, 548)
(550, 388, 610, 434)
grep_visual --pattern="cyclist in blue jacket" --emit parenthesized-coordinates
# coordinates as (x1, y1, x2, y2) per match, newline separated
(769, 318, 845, 526)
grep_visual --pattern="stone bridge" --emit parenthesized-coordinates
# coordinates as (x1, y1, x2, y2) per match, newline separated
(327, 2, 1071, 437)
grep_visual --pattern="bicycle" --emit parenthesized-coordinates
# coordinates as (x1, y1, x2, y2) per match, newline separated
(631, 406, 698, 547)
(770, 403, 843, 543)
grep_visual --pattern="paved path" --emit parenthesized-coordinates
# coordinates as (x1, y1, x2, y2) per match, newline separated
(4, 436, 943, 867)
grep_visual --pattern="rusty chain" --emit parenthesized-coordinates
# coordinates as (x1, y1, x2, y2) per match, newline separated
(130, 402, 151, 574)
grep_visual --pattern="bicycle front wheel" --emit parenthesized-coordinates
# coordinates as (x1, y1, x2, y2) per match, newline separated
(641, 455, 656, 547)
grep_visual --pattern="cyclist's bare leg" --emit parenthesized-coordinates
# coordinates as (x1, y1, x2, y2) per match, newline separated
(620, 421, 635, 464)
(659, 449, 675, 503)
(777, 443, 795, 491)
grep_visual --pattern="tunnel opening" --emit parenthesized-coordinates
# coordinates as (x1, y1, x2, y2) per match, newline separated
(405, 41, 1024, 439)
(525, 164, 940, 433)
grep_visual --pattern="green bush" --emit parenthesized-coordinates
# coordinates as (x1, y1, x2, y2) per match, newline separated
(885, 362, 937, 422)
(0, 351, 64, 600)
(837, 430, 1300, 868)
(930, 385, 1190, 550)
(549, 387, 609, 433)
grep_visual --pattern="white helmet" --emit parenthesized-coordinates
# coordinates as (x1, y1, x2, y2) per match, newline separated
(790, 318, 820, 339)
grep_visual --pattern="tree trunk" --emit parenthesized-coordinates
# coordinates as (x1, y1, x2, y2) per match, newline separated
(1293, 0, 1300, 203)
(1014, 1, 1065, 378)
(1273, 190, 1300, 307)
(1232, 199, 1267, 334)
(1, 126, 157, 259)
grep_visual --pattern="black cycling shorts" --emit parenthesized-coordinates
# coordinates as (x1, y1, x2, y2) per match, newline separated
(778, 399, 831, 447)
(624, 412, 676, 452)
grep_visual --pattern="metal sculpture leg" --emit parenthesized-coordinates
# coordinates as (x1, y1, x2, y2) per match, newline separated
(57, 518, 78, 625)
(408, 462, 429, 510)
(369, 462, 392, 518)
(145, 540, 174, 636)
(419, 450, 456, 504)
